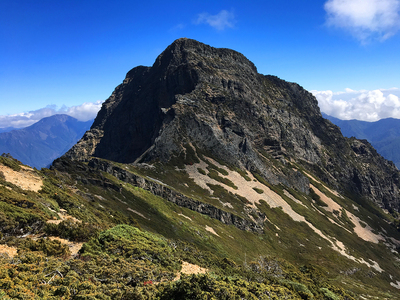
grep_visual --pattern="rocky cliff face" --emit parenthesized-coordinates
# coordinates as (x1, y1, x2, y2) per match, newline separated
(65, 38, 400, 212)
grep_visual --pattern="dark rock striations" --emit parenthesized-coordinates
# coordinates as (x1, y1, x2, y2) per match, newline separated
(65, 38, 400, 212)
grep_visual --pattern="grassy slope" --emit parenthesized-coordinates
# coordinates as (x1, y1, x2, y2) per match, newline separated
(1, 155, 400, 298)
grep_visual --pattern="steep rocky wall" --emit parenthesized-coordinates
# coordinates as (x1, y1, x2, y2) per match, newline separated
(64, 38, 400, 212)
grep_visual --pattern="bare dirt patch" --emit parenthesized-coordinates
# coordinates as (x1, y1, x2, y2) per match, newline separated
(391, 281, 400, 289)
(174, 261, 208, 281)
(178, 213, 192, 221)
(205, 225, 219, 236)
(0, 165, 42, 192)
(0, 244, 18, 258)
(186, 157, 296, 210)
(47, 208, 82, 224)
(186, 158, 385, 271)
(310, 184, 383, 244)
(48, 237, 83, 257)
(127, 208, 150, 220)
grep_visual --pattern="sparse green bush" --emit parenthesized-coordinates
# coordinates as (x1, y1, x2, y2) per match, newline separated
(44, 219, 101, 242)
(169, 144, 200, 168)
(19, 237, 70, 257)
(233, 167, 252, 181)
(197, 168, 206, 175)
(253, 187, 264, 194)
(309, 188, 327, 207)
(0, 154, 22, 171)
(207, 170, 238, 190)
(235, 193, 250, 204)
(205, 160, 229, 176)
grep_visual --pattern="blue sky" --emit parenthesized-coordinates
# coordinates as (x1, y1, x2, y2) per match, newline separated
(1, 0, 400, 127)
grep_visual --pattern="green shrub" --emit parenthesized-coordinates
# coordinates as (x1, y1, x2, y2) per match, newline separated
(320, 288, 340, 300)
(0, 154, 21, 171)
(281, 280, 314, 299)
(309, 188, 327, 207)
(207, 170, 238, 190)
(158, 274, 296, 299)
(81, 225, 180, 272)
(197, 168, 206, 175)
(44, 219, 100, 242)
(253, 187, 264, 194)
(19, 237, 70, 257)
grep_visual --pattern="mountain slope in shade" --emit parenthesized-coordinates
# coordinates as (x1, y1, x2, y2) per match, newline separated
(0, 114, 92, 168)
(323, 113, 400, 169)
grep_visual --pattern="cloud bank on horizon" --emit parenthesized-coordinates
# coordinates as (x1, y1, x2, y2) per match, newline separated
(0, 101, 102, 129)
(324, 0, 400, 42)
(312, 88, 400, 121)
(1, 3, 399, 128)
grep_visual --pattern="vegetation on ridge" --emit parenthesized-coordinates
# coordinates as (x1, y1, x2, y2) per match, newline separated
(1, 146, 400, 299)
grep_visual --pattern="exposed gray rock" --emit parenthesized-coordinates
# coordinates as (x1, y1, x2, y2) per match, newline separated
(65, 38, 400, 212)
(87, 158, 264, 233)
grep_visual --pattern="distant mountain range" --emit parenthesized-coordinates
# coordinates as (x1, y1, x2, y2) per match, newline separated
(0, 114, 92, 169)
(323, 113, 400, 169)
(0, 127, 18, 133)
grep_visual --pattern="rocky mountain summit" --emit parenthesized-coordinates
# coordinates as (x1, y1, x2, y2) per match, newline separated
(66, 38, 400, 213)
(3, 39, 400, 298)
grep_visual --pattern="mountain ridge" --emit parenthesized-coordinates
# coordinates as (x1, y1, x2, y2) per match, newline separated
(2, 38, 400, 298)
(0, 114, 92, 168)
(65, 38, 400, 213)
(323, 113, 400, 169)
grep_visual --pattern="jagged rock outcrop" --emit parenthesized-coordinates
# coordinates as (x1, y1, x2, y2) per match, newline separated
(65, 38, 400, 212)
(52, 157, 264, 233)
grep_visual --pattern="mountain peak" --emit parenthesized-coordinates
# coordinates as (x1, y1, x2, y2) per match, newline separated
(153, 38, 257, 74)
(65, 39, 400, 212)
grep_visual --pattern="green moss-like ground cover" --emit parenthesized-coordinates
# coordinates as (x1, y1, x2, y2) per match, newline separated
(1, 156, 400, 299)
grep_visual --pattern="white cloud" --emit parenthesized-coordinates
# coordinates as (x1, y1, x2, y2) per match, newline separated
(0, 101, 103, 129)
(324, 0, 400, 42)
(169, 23, 186, 33)
(195, 10, 235, 31)
(311, 88, 400, 121)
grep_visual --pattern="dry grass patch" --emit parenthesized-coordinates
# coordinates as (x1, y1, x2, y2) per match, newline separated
(0, 165, 42, 192)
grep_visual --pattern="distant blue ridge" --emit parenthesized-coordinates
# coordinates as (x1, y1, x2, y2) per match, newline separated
(323, 113, 400, 169)
(0, 114, 93, 169)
